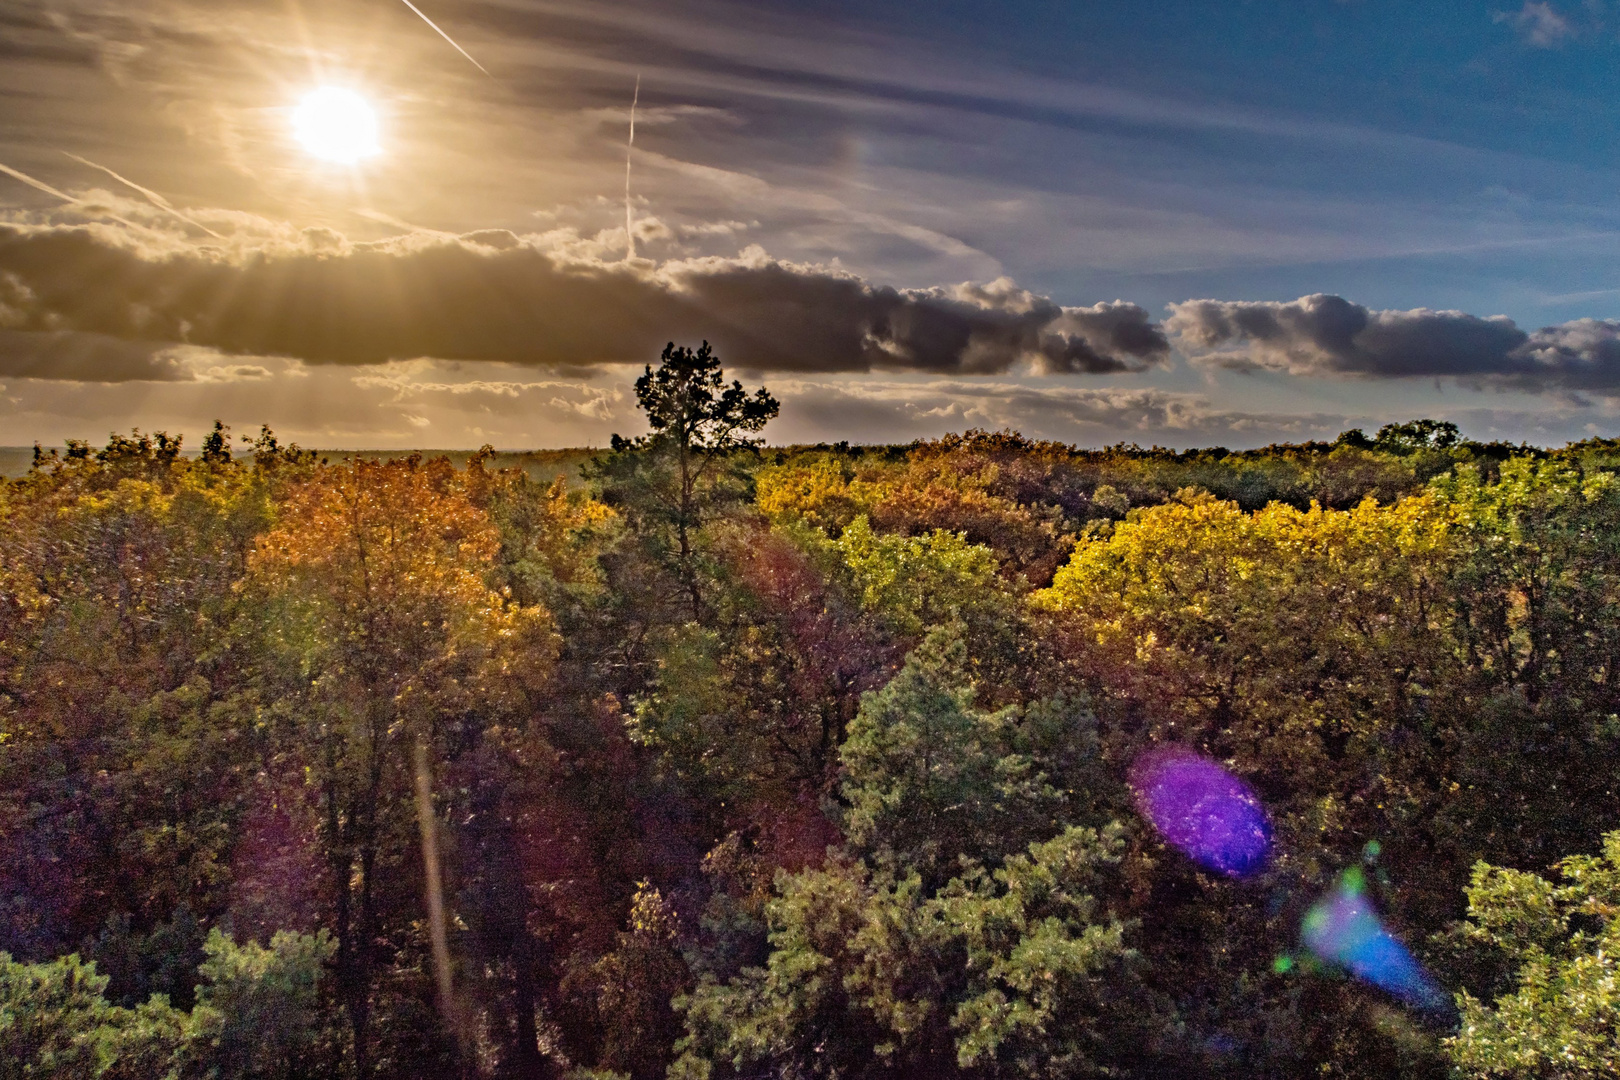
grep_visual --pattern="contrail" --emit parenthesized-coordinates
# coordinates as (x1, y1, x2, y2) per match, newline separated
(0, 162, 78, 204)
(398, 0, 492, 77)
(625, 74, 639, 261)
(0, 160, 153, 234)
(353, 207, 454, 236)
(61, 152, 224, 239)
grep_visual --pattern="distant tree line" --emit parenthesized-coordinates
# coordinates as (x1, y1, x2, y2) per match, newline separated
(3, 341, 1620, 1078)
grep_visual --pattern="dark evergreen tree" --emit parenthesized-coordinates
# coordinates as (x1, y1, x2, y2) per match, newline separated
(591, 341, 779, 623)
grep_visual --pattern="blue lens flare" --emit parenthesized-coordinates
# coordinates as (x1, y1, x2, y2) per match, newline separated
(1300, 868, 1453, 1017)
(1131, 748, 1272, 878)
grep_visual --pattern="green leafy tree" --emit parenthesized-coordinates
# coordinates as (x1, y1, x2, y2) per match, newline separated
(838, 629, 1099, 881)
(1373, 420, 1461, 455)
(181, 928, 337, 1080)
(671, 631, 1146, 1080)
(0, 929, 336, 1080)
(1437, 457, 1620, 707)
(0, 951, 188, 1080)
(1447, 830, 1620, 1079)
(674, 826, 1141, 1080)
(1434, 458, 1620, 870)
(624, 521, 890, 836)
(832, 517, 1007, 640)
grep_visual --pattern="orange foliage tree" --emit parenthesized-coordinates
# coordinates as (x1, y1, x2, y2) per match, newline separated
(246, 455, 557, 1072)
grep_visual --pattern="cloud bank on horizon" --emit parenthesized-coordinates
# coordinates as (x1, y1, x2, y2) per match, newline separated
(2, 210, 1620, 448)
(1169, 294, 1620, 399)
(0, 220, 1169, 381)
(4, 219, 1618, 401)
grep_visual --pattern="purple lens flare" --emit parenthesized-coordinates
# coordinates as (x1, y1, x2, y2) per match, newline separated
(1130, 747, 1272, 878)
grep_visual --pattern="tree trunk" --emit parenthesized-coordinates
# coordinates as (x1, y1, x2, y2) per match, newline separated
(511, 935, 555, 1079)
(677, 427, 702, 622)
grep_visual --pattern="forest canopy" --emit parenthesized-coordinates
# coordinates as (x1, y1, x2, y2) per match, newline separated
(4, 346, 1620, 1079)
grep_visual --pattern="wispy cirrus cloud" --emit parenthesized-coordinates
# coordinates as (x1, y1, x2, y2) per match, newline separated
(12, 0, 1615, 292)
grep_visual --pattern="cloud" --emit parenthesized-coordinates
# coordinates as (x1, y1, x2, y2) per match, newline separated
(4, 353, 1613, 453)
(12, 0, 1617, 303)
(767, 376, 1352, 447)
(0, 328, 189, 381)
(1495, 1, 1576, 46)
(677, 220, 754, 239)
(351, 367, 625, 421)
(0, 222, 1170, 378)
(191, 361, 273, 382)
(1167, 293, 1620, 396)
(0, 355, 643, 449)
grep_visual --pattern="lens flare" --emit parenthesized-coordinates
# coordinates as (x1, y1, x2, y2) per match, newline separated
(1301, 868, 1453, 1017)
(1131, 747, 1272, 877)
(292, 87, 382, 164)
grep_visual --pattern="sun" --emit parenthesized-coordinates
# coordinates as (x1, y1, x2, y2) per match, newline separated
(292, 87, 382, 165)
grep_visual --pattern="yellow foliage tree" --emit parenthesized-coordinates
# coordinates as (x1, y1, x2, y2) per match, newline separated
(1034, 489, 1459, 842)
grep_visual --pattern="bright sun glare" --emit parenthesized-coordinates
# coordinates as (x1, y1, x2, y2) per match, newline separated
(292, 87, 382, 165)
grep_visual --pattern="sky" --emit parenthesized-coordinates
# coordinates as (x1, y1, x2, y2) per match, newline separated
(3, 0, 1620, 449)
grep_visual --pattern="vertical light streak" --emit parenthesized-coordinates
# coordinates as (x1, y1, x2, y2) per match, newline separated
(413, 738, 456, 1028)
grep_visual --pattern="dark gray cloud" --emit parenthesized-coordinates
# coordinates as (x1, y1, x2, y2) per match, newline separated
(0, 330, 188, 382)
(0, 222, 1169, 380)
(1167, 293, 1620, 395)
